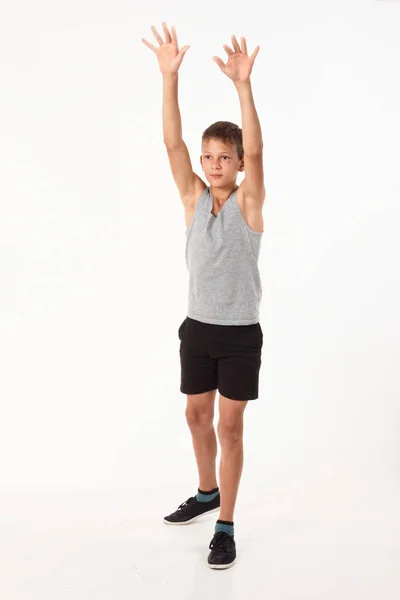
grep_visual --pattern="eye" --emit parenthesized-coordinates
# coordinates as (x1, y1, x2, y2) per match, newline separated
(204, 155, 229, 160)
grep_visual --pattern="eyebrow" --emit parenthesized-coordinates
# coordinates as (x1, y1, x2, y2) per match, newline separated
(203, 150, 231, 154)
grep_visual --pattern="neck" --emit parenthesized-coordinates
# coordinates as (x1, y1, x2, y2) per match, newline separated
(210, 184, 238, 205)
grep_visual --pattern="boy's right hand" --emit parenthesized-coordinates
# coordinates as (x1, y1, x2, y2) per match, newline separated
(142, 22, 190, 74)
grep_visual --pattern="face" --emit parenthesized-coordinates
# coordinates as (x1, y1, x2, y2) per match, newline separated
(200, 138, 244, 186)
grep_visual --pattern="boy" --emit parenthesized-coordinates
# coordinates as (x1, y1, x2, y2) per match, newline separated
(142, 22, 265, 569)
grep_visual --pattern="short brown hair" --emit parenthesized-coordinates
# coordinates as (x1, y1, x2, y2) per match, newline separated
(201, 121, 243, 161)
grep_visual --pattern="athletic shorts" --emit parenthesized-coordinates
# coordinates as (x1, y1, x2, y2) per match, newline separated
(178, 316, 263, 401)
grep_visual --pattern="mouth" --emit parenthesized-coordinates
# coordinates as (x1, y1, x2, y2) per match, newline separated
(211, 175, 222, 178)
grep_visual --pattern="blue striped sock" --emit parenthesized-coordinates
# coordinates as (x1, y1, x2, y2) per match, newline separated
(215, 519, 234, 537)
(196, 487, 219, 503)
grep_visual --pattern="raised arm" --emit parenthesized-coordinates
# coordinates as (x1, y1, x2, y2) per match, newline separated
(142, 23, 200, 204)
(213, 35, 265, 205)
(162, 72, 183, 148)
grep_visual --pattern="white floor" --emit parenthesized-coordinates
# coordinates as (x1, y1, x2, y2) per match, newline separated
(1, 470, 399, 600)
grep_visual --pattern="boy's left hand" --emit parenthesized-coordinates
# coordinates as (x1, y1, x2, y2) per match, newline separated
(213, 35, 260, 84)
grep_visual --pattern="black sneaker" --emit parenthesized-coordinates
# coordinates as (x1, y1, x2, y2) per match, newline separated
(163, 493, 220, 525)
(207, 531, 236, 569)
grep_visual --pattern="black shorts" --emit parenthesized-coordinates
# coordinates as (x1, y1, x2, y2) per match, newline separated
(178, 316, 263, 401)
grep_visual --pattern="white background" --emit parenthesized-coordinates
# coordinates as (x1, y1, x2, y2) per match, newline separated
(0, 0, 399, 598)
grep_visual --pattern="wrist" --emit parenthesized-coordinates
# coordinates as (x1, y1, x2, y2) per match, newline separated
(234, 79, 251, 88)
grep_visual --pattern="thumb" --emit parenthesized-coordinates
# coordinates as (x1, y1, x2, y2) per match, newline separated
(213, 56, 224, 70)
(180, 45, 190, 57)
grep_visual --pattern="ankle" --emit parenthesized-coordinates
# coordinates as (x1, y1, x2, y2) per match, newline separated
(199, 483, 218, 492)
(196, 486, 219, 503)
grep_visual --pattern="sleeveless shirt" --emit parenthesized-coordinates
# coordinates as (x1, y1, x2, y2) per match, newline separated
(184, 186, 263, 325)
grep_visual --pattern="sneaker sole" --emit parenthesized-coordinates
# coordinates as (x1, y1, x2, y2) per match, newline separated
(163, 506, 220, 525)
(208, 558, 236, 569)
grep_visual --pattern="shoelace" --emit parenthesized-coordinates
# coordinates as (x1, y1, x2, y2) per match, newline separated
(209, 531, 233, 552)
(177, 496, 195, 511)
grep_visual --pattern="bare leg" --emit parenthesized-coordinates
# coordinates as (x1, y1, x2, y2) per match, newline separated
(217, 395, 247, 522)
(185, 390, 218, 491)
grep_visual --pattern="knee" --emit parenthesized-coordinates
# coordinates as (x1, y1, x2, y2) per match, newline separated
(217, 419, 243, 444)
(185, 408, 214, 429)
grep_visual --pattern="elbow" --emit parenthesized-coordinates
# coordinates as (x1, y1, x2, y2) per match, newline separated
(244, 146, 263, 156)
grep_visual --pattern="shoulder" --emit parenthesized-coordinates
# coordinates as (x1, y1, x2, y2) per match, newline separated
(184, 175, 208, 210)
(236, 180, 264, 233)
(237, 179, 265, 210)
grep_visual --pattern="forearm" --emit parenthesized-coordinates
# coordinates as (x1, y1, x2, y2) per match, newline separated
(234, 81, 263, 154)
(162, 72, 183, 147)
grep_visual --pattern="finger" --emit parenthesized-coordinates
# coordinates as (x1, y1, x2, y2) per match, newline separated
(241, 36, 248, 54)
(162, 21, 172, 43)
(171, 25, 178, 46)
(231, 35, 241, 52)
(151, 25, 164, 45)
(142, 38, 158, 52)
(251, 45, 260, 60)
(223, 44, 234, 55)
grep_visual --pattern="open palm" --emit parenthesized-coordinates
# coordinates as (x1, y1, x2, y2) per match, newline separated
(213, 35, 260, 83)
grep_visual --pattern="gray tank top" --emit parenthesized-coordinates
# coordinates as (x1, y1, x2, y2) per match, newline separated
(184, 185, 263, 325)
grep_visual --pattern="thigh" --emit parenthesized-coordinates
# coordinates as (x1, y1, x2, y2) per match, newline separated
(178, 317, 219, 395)
(186, 389, 217, 422)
